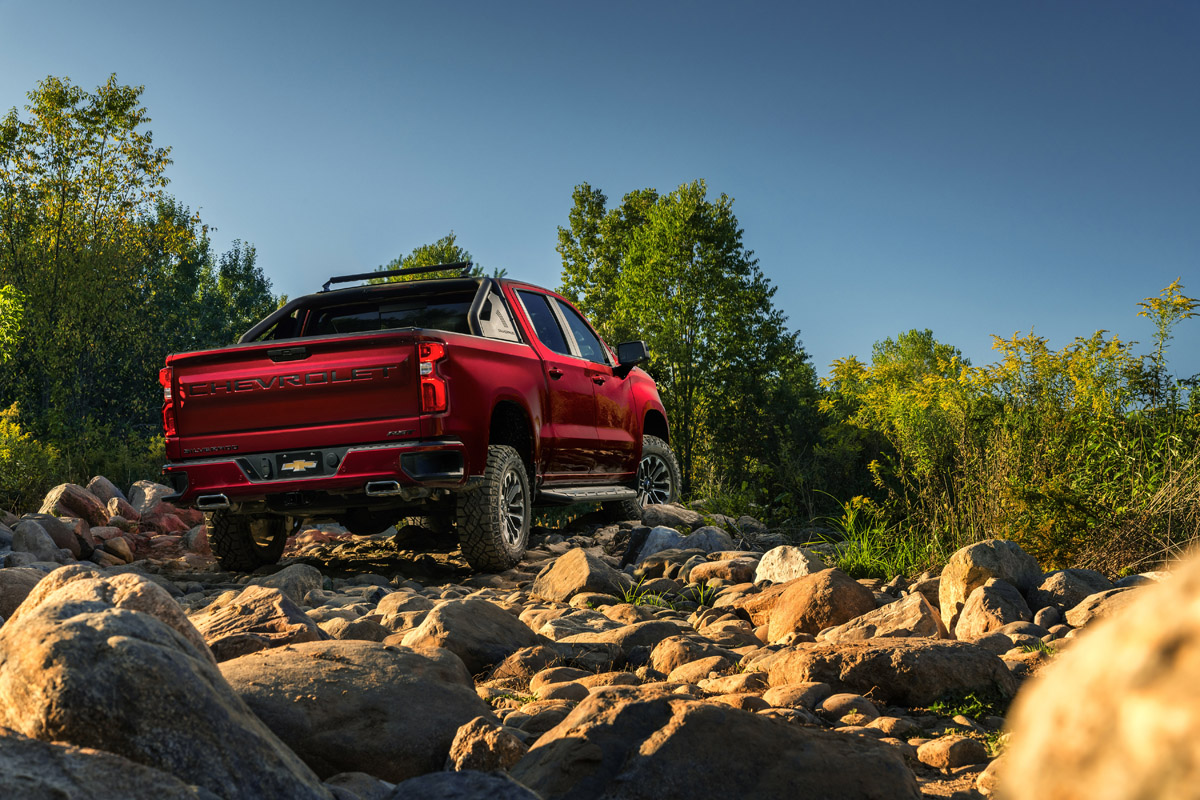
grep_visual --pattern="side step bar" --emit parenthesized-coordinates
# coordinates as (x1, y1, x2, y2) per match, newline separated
(536, 486, 638, 506)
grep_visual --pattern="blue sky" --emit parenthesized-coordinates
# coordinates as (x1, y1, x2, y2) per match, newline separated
(2, 1, 1197, 380)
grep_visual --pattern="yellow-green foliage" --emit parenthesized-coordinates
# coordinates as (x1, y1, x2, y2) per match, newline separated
(823, 281, 1200, 572)
(0, 403, 60, 512)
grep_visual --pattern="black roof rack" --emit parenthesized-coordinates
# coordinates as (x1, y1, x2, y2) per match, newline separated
(321, 262, 473, 292)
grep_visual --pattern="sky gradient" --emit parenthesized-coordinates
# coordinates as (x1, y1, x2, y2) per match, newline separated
(2, 1, 1197, 380)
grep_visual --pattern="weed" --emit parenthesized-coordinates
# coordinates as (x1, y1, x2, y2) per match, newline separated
(1021, 639, 1057, 656)
(924, 691, 1008, 722)
(620, 577, 677, 610)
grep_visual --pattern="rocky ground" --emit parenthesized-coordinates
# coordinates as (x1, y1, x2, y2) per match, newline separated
(0, 477, 1184, 799)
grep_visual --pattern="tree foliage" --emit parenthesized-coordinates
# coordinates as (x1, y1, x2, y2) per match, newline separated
(374, 231, 504, 281)
(0, 75, 278, 471)
(557, 180, 820, 503)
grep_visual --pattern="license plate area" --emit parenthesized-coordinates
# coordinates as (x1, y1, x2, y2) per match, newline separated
(276, 451, 326, 478)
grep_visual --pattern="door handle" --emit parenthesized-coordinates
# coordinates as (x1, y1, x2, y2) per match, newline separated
(592, 376, 607, 385)
(548, 368, 563, 379)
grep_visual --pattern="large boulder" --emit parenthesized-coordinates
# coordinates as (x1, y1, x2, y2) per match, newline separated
(0, 728, 221, 799)
(530, 548, 629, 602)
(764, 639, 1019, 707)
(766, 568, 877, 642)
(754, 545, 828, 584)
(558, 619, 684, 655)
(189, 585, 325, 661)
(399, 597, 540, 674)
(0, 572, 331, 799)
(818, 592, 948, 643)
(938, 539, 1041, 630)
(1027, 568, 1114, 612)
(40, 483, 109, 528)
(11, 519, 66, 563)
(1003, 555, 1198, 799)
(0, 567, 43, 617)
(222, 640, 493, 783)
(729, 582, 792, 626)
(510, 686, 920, 799)
(952, 578, 1032, 640)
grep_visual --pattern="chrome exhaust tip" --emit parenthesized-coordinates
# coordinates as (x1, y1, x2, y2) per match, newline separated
(195, 494, 231, 511)
(365, 481, 403, 497)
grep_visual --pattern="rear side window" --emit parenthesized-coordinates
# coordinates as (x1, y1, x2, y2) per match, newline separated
(517, 291, 571, 355)
(554, 299, 609, 364)
(305, 291, 475, 336)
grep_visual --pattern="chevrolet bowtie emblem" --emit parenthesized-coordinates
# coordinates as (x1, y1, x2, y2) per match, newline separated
(281, 459, 317, 473)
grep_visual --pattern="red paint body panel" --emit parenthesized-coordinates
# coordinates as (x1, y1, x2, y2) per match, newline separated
(160, 277, 669, 508)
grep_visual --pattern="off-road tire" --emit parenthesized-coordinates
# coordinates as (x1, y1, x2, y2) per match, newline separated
(206, 511, 288, 572)
(602, 435, 682, 521)
(456, 444, 530, 572)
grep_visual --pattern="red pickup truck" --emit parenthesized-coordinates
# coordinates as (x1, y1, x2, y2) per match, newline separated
(159, 264, 680, 572)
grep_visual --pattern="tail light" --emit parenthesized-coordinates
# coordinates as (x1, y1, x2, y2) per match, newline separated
(159, 366, 177, 436)
(418, 342, 447, 413)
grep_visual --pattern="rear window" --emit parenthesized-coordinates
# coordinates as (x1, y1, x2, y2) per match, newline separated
(304, 291, 476, 337)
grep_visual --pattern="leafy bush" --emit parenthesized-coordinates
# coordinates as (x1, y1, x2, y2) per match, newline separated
(0, 403, 60, 512)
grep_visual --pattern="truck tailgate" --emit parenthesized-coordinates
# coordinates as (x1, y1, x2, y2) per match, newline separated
(168, 332, 419, 451)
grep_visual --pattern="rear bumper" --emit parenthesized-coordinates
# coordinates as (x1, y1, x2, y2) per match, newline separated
(162, 439, 468, 506)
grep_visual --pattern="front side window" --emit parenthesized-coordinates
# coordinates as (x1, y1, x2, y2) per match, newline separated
(554, 299, 608, 364)
(516, 290, 571, 355)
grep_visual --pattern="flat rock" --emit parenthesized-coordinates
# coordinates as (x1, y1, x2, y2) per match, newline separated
(190, 585, 325, 661)
(1064, 587, 1137, 627)
(222, 640, 492, 783)
(510, 685, 920, 799)
(819, 592, 948, 643)
(764, 639, 1019, 707)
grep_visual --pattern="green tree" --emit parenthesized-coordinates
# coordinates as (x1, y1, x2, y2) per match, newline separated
(375, 231, 504, 281)
(557, 179, 818, 500)
(0, 284, 22, 366)
(0, 75, 278, 457)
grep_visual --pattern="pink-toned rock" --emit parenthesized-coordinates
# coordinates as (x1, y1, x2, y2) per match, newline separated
(767, 569, 878, 642)
(183, 525, 210, 555)
(107, 496, 140, 522)
(39, 484, 108, 528)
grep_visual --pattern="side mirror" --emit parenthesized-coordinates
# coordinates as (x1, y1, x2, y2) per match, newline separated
(615, 340, 649, 378)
